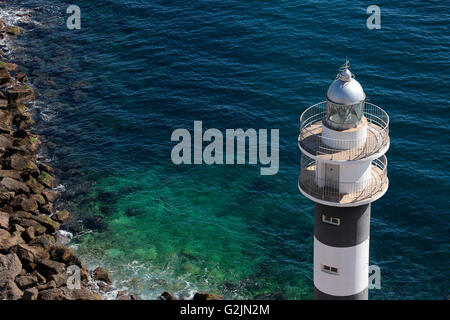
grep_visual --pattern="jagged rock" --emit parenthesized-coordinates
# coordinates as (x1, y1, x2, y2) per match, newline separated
(0, 68, 10, 85)
(9, 213, 46, 235)
(8, 85, 34, 104)
(93, 266, 111, 284)
(160, 291, 178, 300)
(23, 226, 35, 241)
(80, 267, 90, 283)
(15, 72, 28, 83)
(0, 170, 22, 180)
(28, 234, 55, 251)
(37, 258, 65, 277)
(0, 210, 8, 229)
(37, 172, 56, 189)
(50, 246, 81, 267)
(31, 194, 46, 206)
(37, 280, 56, 291)
(0, 188, 14, 202)
(40, 202, 53, 215)
(0, 228, 24, 251)
(0, 99, 7, 109)
(9, 154, 39, 176)
(32, 270, 46, 284)
(50, 272, 67, 287)
(38, 163, 53, 173)
(0, 61, 18, 72)
(14, 135, 41, 154)
(22, 287, 38, 300)
(193, 292, 224, 300)
(97, 281, 113, 292)
(0, 111, 12, 130)
(0, 252, 22, 277)
(0, 253, 23, 300)
(0, 134, 13, 149)
(21, 196, 39, 212)
(38, 287, 102, 300)
(43, 190, 59, 203)
(15, 275, 38, 290)
(25, 176, 44, 194)
(0, 279, 23, 299)
(13, 243, 49, 263)
(14, 113, 34, 130)
(53, 209, 70, 223)
(1, 177, 30, 193)
(33, 215, 60, 233)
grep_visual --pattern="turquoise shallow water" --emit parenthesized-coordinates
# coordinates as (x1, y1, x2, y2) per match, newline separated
(1, 0, 449, 299)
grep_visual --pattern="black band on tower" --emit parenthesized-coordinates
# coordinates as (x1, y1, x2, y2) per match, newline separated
(314, 203, 370, 247)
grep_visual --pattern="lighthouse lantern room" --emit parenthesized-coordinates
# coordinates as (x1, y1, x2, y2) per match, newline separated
(298, 60, 390, 299)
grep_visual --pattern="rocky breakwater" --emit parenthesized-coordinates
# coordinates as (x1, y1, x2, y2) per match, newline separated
(0, 21, 115, 300)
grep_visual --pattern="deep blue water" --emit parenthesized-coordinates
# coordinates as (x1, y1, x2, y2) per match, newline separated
(1, 0, 449, 299)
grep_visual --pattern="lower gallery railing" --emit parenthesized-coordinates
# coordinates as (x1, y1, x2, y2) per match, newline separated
(299, 155, 388, 203)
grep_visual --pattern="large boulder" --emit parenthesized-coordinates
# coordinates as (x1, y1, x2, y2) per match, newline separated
(28, 234, 55, 251)
(50, 246, 81, 267)
(43, 190, 59, 203)
(0, 228, 24, 251)
(1, 177, 30, 193)
(22, 287, 38, 300)
(33, 215, 60, 233)
(0, 253, 23, 300)
(15, 275, 38, 290)
(37, 258, 65, 277)
(25, 176, 44, 194)
(9, 154, 39, 176)
(37, 172, 56, 189)
(8, 85, 34, 104)
(93, 266, 111, 284)
(0, 210, 9, 229)
(0, 68, 11, 85)
(38, 287, 102, 300)
(13, 243, 49, 263)
(0, 170, 22, 180)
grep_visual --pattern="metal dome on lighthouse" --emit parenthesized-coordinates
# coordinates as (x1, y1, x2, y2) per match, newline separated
(298, 60, 390, 299)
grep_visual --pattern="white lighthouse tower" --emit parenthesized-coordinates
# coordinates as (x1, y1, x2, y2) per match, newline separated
(298, 60, 389, 299)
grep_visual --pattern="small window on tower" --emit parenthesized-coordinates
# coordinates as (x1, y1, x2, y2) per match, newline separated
(322, 264, 339, 275)
(322, 215, 341, 226)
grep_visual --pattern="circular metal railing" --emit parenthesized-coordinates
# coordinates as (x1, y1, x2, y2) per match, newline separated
(299, 154, 388, 204)
(299, 101, 389, 160)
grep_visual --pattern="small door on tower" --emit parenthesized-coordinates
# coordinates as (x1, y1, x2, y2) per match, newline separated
(325, 163, 339, 189)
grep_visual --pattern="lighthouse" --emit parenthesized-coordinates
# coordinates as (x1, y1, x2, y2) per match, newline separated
(298, 61, 389, 299)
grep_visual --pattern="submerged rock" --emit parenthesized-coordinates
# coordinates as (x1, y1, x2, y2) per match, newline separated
(5, 26, 21, 36)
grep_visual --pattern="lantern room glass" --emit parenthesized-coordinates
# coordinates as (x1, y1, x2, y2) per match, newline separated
(324, 100, 365, 130)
